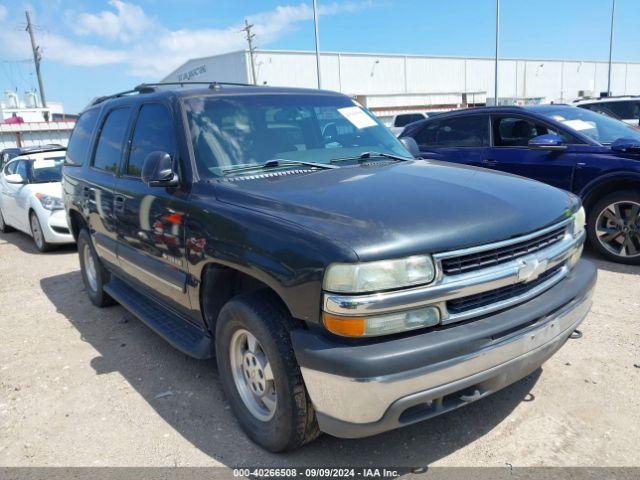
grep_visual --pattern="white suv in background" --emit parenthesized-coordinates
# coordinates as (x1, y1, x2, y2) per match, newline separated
(0, 148, 74, 252)
(379, 111, 430, 136)
(575, 96, 640, 127)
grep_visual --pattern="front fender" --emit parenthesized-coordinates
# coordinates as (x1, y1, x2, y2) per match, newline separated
(185, 197, 358, 324)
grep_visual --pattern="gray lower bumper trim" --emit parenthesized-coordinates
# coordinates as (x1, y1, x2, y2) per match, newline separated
(303, 287, 592, 438)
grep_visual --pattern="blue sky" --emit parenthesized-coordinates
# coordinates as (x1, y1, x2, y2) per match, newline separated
(0, 0, 638, 113)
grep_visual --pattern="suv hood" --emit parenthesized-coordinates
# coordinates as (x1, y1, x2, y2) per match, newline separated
(214, 160, 578, 261)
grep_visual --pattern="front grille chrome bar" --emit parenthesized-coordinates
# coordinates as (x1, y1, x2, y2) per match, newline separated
(323, 220, 584, 324)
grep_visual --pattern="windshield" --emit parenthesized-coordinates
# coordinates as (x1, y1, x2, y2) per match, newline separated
(184, 93, 409, 177)
(30, 157, 64, 183)
(536, 106, 640, 145)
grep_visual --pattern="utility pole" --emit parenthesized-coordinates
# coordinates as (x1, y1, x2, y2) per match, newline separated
(493, 0, 500, 105)
(312, 0, 322, 89)
(242, 19, 257, 85)
(606, 0, 616, 97)
(25, 10, 47, 110)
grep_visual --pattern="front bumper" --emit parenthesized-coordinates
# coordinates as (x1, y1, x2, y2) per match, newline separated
(41, 209, 74, 244)
(292, 260, 596, 438)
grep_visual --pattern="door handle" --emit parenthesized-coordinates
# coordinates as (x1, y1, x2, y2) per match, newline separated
(481, 159, 498, 166)
(113, 195, 125, 212)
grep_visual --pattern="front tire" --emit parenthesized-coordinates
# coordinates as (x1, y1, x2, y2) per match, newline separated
(30, 211, 52, 252)
(587, 190, 640, 265)
(215, 291, 320, 452)
(77, 229, 115, 307)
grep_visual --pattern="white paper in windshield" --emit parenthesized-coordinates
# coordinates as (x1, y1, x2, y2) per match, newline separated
(338, 106, 377, 129)
(562, 119, 595, 131)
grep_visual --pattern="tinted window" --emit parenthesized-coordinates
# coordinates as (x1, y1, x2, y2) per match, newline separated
(492, 117, 555, 147)
(590, 101, 640, 120)
(127, 104, 176, 177)
(395, 113, 424, 127)
(66, 108, 99, 166)
(414, 115, 488, 147)
(92, 108, 131, 173)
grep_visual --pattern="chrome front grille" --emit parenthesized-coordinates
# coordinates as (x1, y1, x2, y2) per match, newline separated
(441, 226, 566, 276)
(323, 217, 584, 327)
(447, 263, 564, 315)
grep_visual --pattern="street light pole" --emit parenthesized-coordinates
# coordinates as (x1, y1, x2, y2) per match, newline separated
(312, 0, 322, 89)
(494, 0, 500, 105)
(607, 0, 616, 96)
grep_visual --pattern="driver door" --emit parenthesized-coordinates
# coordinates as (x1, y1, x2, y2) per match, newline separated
(485, 114, 578, 191)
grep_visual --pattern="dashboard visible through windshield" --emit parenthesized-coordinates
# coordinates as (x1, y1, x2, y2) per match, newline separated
(184, 93, 409, 177)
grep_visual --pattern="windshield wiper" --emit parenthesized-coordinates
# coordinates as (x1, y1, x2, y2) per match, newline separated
(223, 159, 337, 175)
(330, 151, 413, 164)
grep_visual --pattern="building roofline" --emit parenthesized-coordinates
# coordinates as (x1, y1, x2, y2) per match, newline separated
(179, 48, 640, 66)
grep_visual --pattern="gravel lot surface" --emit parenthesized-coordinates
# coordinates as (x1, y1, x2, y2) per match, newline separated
(1, 230, 639, 467)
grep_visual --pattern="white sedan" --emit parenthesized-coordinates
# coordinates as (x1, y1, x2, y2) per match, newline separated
(0, 150, 74, 252)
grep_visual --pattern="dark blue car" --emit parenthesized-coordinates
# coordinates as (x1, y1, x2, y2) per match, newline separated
(400, 105, 640, 264)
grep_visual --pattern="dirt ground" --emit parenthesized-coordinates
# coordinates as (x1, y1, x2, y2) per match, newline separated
(0, 229, 639, 468)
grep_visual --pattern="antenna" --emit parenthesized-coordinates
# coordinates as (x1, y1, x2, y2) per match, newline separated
(241, 19, 257, 85)
(25, 10, 47, 116)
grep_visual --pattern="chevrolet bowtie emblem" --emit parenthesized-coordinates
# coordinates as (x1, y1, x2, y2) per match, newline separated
(517, 256, 548, 283)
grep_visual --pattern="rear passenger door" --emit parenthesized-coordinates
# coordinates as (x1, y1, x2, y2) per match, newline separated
(486, 114, 577, 191)
(86, 107, 132, 266)
(113, 102, 192, 316)
(412, 114, 489, 167)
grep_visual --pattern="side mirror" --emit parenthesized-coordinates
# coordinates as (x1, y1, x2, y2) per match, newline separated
(611, 137, 640, 153)
(528, 134, 567, 151)
(400, 136, 421, 158)
(141, 151, 179, 187)
(5, 173, 26, 184)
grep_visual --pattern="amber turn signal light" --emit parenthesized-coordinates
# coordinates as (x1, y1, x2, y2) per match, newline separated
(322, 313, 365, 337)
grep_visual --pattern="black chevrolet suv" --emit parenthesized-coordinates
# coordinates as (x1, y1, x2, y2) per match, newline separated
(63, 82, 596, 451)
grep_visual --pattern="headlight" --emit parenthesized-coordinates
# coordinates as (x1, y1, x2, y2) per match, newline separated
(35, 193, 64, 211)
(572, 206, 586, 237)
(323, 306, 440, 337)
(323, 255, 435, 293)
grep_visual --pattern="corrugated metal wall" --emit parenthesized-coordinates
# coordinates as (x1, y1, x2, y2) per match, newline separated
(164, 50, 640, 103)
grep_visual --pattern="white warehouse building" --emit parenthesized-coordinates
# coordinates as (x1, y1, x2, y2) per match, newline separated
(162, 49, 640, 116)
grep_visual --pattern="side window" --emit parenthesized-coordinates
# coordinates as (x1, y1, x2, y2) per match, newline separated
(92, 107, 131, 173)
(127, 104, 177, 177)
(395, 113, 424, 128)
(414, 116, 488, 147)
(16, 161, 29, 181)
(492, 116, 555, 147)
(600, 101, 640, 120)
(66, 108, 99, 166)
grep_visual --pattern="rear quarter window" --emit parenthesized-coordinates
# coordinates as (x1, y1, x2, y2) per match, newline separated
(65, 108, 99, 166)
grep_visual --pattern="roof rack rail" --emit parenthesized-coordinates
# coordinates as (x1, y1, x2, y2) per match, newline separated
(135, 81, 256, 90)
(88, 81, 257, 107)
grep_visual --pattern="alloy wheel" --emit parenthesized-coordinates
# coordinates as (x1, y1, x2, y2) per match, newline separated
(229, 328, 277, 421)
(595, 201, 640, 258)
